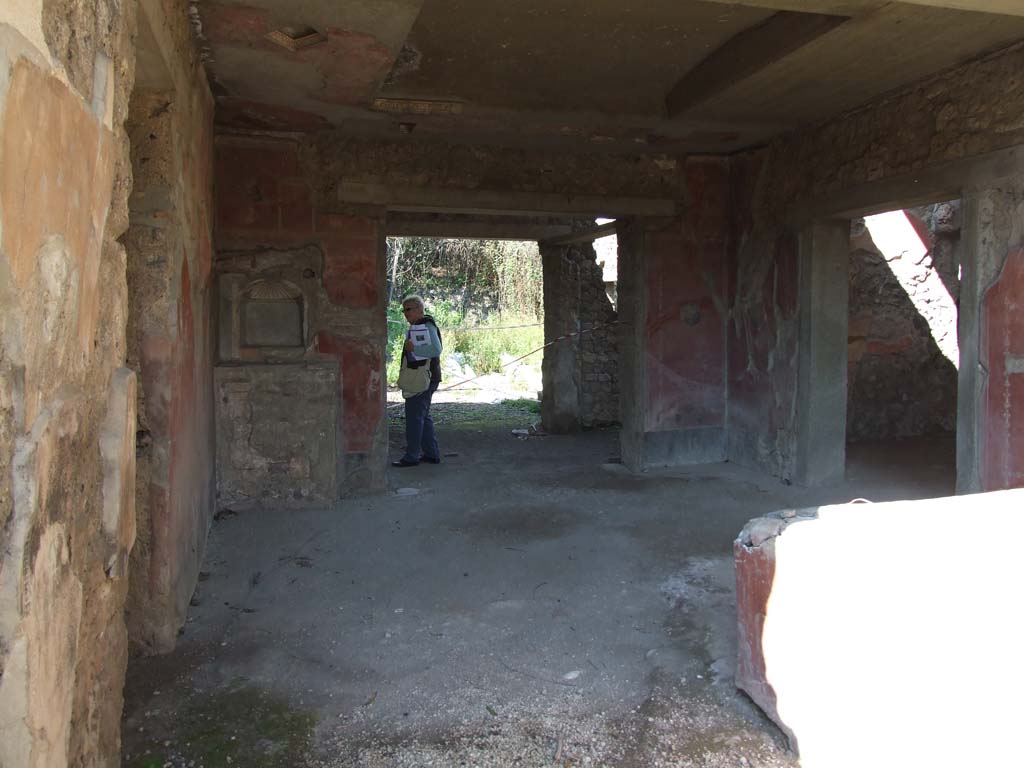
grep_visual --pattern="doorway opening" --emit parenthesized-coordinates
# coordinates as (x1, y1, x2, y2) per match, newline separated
(845, 201, 961, 492)
(385, 236, 546, 436)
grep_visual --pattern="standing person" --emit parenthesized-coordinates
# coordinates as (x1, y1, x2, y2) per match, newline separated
(393, 294, 443, 467)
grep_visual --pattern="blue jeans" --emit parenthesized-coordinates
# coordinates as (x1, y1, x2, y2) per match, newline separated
(403, 380, 439, 463)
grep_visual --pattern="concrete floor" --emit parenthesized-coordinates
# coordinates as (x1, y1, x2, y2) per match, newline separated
(122, 423, 955, 767)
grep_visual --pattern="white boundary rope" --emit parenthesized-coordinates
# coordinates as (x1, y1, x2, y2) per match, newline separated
(388, 320, 544, 332)
(387, 320, 624, 409)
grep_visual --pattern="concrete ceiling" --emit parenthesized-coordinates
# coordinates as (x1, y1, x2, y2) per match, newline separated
(196, 0, 1024, 154)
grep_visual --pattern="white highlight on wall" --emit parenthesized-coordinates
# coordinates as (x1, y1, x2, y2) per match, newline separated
(863, 210, 960, 368)
(594, 218, 618, 285)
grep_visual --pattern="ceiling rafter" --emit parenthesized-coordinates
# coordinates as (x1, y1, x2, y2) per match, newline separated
(666, 11, 850, 118)
(663, 10, 847, 118)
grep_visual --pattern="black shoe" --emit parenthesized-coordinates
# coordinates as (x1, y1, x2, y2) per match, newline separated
(422, 456, 441, 464)
(391, 459, 419, 468)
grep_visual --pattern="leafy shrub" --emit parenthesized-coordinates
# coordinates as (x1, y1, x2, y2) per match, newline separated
(385, 237, 546, 387)
(387, 300, 544, 385)
(445, 316, 544, 375)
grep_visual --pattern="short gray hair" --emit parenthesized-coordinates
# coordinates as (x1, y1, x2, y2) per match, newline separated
(402, 294, 424, 309)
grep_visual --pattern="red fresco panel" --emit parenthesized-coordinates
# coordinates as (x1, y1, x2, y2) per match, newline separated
(645, 230, 726, 432)
(320, 228, 380, 308)
(315, 332, 383, 454)
(982, 247, 1024, 490)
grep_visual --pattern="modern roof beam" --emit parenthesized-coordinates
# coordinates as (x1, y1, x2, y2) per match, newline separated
(895, 0, 1024, 16)
(696, 0, 1024, 16)
(666, 11, 850, 118)
(692, 0, 882, 15)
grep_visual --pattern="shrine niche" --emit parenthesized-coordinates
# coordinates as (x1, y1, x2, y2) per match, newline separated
(216, 246, 322, 363)
(213, 246, 339, 506)
(240, 279, 304, 349)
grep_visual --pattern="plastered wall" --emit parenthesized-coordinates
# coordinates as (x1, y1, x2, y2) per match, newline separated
(617, 158, 730, 469)
(0, 3, 137, 765)
(214, 136, 388, 491)
(122, 0, 216, 654)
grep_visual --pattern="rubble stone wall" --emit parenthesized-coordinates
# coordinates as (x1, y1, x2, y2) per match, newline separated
(541, 243, 619, 432)
(847, 203, 961, 442)
(578, 246, 620, 428)
(0, 3, 139, 765)
(214, 363, 340, 504)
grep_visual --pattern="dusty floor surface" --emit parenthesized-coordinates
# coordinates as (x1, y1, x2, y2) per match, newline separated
(122, 419, 954, 768)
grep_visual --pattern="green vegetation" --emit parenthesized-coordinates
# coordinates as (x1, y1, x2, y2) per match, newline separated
(386, 237, 544, 385)
(500, 397, 541, 414)
(128, 684, 315, 768)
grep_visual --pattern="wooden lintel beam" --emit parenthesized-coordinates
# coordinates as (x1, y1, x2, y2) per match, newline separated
(539, 221, 618, 248)
(385, 220, 573, 241)
(666, 11, 850, 118)
(340, 182, 677, 218)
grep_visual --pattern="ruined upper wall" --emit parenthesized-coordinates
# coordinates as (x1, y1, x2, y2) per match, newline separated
(744, 40, 1024, 224)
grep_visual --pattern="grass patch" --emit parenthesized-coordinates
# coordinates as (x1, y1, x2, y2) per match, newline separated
(127, 684, 315, 768)
(387, 299, 543, 385)
(500, 398, 540, 414)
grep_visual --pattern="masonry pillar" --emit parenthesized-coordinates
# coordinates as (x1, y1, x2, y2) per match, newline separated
(540, 239, 619, 433)
(959, 180, 1024, 492)
(617, 208, 729, 470)
(541, 244, 582, 433)
(616, 219, 647, 468)
(794, 219, 849, 486)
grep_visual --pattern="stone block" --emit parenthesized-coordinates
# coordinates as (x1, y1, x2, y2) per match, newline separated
(214, 363, 341, 505)
(734, 491, 1024, 766)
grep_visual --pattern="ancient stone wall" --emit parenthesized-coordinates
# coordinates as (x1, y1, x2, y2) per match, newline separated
(212, 244, 366, 503)
(846, 203, 960, 442)
(578, 246, 620, 428)
(0, 4, 137, 765)
(122, 0, 216, 655)
(540, 243, 619, 432)
(214, 136, 388, 491)
(214, 363, 340, 504)
(540, 245, 582, 433)
(727, 41, 1024, 482)
(304, 135, 691, 205)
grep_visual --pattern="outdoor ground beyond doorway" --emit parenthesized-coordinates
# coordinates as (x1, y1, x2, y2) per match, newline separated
(122, 428, 953, 767)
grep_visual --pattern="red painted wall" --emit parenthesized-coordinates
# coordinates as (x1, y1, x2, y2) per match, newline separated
(643, 159, 729, 433)
(982, 247, 1024, 490)
(214, 138, 385, 484)
(131, 77, 218, 649)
